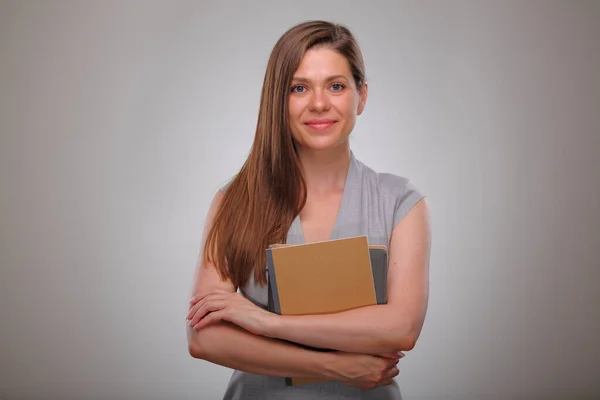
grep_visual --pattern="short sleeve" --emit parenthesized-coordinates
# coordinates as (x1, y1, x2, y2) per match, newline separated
(393, 180, 425, 228)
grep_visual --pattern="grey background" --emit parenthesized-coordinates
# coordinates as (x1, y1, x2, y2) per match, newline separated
(1, 1, 599, 399)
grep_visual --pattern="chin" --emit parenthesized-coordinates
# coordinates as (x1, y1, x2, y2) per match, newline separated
(296, 135, 348, 152)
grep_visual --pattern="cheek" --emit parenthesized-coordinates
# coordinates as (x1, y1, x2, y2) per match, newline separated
(288, 100, 303, 122)
(335, 97, 358, 120)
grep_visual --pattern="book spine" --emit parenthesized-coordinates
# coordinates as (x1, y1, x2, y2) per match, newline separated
(266, 249, 282, 315)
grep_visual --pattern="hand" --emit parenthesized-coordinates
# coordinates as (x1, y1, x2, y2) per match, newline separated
(333, 352, 402, 390)
(187, 292, 276, 336)
(375, 352, 405, 361)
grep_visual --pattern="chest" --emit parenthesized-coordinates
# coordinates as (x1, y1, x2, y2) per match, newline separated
(297, 190, 343, 243)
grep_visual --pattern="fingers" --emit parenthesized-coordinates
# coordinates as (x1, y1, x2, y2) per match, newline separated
(376, 353, 399, 360)
(376, 352, 405, 360)
(381, 357, 399, 369)
(188, 290, 232, 306)
(188, 292, 213, 306)
(385, 366, 399, 379)
(369, 367, 398, 389)
(379, 359, 400, 381)
(189, 294, 200, 305)
(192, 310, 225, 330)
(186, 293, 228, 320)
(187, 300, 227, 327)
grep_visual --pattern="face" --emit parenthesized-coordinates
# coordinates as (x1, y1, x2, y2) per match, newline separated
(288, 47, 367, 152)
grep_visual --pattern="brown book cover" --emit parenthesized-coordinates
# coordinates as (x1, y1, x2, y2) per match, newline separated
(265, 236, 389, 386)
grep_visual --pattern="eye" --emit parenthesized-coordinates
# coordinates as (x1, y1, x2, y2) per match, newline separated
(330, 83, 345, 91)
(291, 85, 307, 93)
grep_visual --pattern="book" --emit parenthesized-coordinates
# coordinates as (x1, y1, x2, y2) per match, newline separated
(265, 236, 389, 386)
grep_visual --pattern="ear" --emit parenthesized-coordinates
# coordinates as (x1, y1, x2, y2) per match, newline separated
(357, 82, 368, 115)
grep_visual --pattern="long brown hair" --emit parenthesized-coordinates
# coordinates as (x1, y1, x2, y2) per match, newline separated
(204, 21, 367, 288)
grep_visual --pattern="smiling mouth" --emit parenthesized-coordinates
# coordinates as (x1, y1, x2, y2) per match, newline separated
(305, 121, 336, 131)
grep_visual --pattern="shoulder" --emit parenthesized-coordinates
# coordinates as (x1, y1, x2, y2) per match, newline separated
(356, 157, 423, 199)
(217, 175, 237, 194)
(356, 158, 425, 228)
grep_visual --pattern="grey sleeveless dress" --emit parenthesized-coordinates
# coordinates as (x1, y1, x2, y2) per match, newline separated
(220, 151, 424, 400)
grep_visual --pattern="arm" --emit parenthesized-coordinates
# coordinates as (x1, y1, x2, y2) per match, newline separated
(187, 191, 339, 379)
(264, 198, 431, 354)
(188, 322, 340, 379)
(187, 255, 340, 380)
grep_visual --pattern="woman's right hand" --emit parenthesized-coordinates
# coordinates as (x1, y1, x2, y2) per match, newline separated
(332, 351, 403, 390)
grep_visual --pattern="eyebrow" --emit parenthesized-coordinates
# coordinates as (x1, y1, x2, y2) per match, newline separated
(291, 74, 350, 83)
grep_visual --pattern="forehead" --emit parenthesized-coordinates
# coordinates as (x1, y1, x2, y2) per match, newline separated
(293, 47, 352, 79)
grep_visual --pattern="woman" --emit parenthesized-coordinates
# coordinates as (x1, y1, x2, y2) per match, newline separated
(186, 20, 431, 399)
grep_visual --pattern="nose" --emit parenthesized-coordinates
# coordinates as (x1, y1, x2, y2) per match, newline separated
(308, 88, 330, 113)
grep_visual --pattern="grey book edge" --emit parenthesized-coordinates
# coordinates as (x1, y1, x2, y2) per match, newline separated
(266, 246, 388, 387)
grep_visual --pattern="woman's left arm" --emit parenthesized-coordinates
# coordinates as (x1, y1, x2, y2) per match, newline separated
(188, 198, 431, 355)
(266, 198, 431, 354)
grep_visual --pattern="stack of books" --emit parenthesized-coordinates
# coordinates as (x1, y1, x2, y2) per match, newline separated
(265, 236, 389, 386)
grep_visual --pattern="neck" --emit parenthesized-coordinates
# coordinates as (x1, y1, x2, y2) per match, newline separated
(296, 141, 351, 193)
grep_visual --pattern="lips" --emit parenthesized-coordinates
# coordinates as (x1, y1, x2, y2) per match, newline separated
(305, 119, 336, 130)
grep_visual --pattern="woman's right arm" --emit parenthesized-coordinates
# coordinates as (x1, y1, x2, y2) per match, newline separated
(186, 192, 399, 388)
(188, 319, 337, 379)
